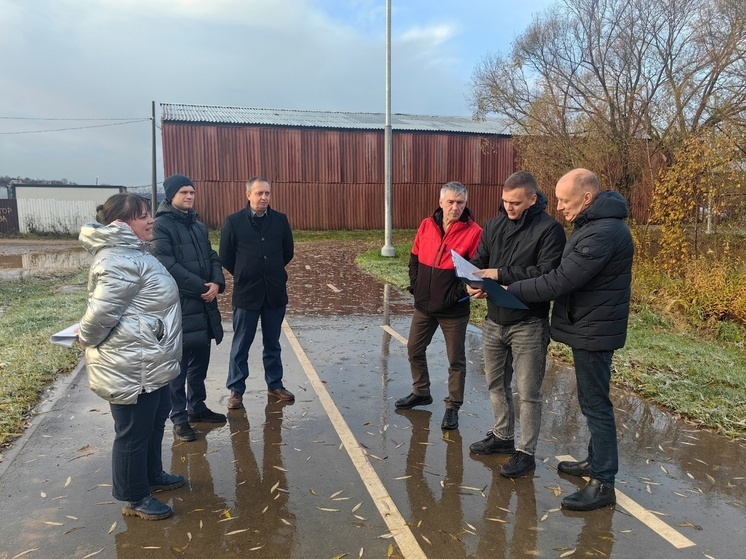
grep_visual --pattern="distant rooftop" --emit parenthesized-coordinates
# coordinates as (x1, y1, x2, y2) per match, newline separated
(161, 103, 511, 135)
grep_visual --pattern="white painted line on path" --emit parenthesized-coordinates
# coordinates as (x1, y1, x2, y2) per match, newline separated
(283, 320, 428, 559)
(327, 283, 342, 293)
(380, 324, 408, 346)
(555, 455, 696, 549)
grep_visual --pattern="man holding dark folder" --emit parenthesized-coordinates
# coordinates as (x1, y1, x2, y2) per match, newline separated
(467, 171, 565, 478)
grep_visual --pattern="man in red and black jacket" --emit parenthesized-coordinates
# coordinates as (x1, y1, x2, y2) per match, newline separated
(395, 181, 483, 431)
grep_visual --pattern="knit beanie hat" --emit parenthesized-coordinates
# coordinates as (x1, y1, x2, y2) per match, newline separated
(163, 174, 194, 201)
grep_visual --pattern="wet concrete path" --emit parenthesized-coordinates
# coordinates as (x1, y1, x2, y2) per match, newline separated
(0, 239, 744, 558)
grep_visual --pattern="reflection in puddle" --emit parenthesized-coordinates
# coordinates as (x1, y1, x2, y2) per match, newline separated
(0, 248, 90, 271)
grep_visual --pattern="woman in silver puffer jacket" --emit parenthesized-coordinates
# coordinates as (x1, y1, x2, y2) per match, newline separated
(79, 193, 184, 520)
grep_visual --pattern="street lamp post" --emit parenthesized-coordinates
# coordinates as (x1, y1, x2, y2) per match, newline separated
(381, 0, 395, 257)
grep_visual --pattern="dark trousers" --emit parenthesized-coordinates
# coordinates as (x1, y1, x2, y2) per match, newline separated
(407, 308, 470, 409)
(169, 343, 211, 425)
(572, 348, 618, 486)
(227, 304, 286, 394)
(109, 385, 171, 502)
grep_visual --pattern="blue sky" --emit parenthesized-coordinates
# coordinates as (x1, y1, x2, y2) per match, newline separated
(0, 0, 554, 186)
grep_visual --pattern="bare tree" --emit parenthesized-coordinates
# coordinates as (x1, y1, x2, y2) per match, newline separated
(471, 0, 746, 204)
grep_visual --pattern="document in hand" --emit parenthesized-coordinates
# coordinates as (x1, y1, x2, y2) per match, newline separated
(450, 250, 528, 309)
(450, 249, 484, 288)
(50, 323, 80, 347)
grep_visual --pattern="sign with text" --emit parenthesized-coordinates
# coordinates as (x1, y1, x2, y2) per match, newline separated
(0, 200, 20, 235)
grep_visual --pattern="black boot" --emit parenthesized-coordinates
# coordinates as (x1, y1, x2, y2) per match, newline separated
(441, 408, 458, 430)
(557, 458, 591, 477)
(561, 479, 616, 511)
(395, 393, 433, 409)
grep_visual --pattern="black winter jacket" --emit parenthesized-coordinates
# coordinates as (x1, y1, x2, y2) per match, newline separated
(508, 190, 634, 351)
(151, 201, 225, 349)
(219, 205, 294, 311)
(471, 191, 565, 325)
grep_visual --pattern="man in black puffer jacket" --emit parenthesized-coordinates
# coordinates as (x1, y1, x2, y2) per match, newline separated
(508, 168, 634, 512)
(152, 174, 226, 443)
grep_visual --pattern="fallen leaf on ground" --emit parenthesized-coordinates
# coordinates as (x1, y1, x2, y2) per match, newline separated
(108, 521, 116, 534)
(12, 548, 39, 558)
(82, 549, 104, 558)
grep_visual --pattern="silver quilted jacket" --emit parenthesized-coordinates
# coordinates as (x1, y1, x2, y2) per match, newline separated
(79, 221, 182, 404)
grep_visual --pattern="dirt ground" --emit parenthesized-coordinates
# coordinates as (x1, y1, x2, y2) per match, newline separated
(0, 238, 80, 255)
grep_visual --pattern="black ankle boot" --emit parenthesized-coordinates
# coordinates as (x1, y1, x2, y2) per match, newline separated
(561, 479, 616, 511)
(557, 458, 591, 477)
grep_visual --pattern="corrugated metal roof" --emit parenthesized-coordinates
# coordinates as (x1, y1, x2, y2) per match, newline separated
(161, 103, 510, 135)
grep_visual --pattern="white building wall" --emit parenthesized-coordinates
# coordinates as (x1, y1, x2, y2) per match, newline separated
(17, 199, 99, 234)
(15, 186, 120, 202)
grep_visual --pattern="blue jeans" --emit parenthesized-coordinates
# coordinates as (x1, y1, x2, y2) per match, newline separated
(109, 385, 171, 502)
(572, 348, 618, 486)
(169, 343, 211, 425)
(407, 309, 470, 409)
(227, 304, 286, 394)
(482, 317, 550, 455)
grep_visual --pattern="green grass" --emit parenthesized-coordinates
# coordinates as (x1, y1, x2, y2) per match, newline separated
(0, 271, 88, 446)
(356, 243, 746, 439)
(617, 309, 746, 438)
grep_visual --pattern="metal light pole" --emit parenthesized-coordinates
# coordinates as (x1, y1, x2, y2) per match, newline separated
(151, 101, 157, 217)
(381, 0, 395, 257)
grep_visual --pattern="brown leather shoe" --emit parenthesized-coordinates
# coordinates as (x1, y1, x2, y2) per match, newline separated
(227, 390, 243, 409)
(268, 387, 295, 401)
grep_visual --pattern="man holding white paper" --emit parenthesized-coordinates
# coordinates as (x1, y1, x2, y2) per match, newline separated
(467, 171, 565, 478)
(395, 181, 482, 431)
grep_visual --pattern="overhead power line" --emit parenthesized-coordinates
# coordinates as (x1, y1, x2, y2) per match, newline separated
(0, 116, 147, 121)
(0, 119, 151, 135)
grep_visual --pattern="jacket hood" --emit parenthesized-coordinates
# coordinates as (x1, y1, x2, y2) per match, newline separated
(79, 221, 146, 256)
(156, 199, 198, 224)
(575, 190, 629, 226)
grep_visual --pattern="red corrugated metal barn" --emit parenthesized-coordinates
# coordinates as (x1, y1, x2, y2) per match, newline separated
(161, 104, 516, 230)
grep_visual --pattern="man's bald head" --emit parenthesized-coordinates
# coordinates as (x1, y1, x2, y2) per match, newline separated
(555, 168, 600, 222)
